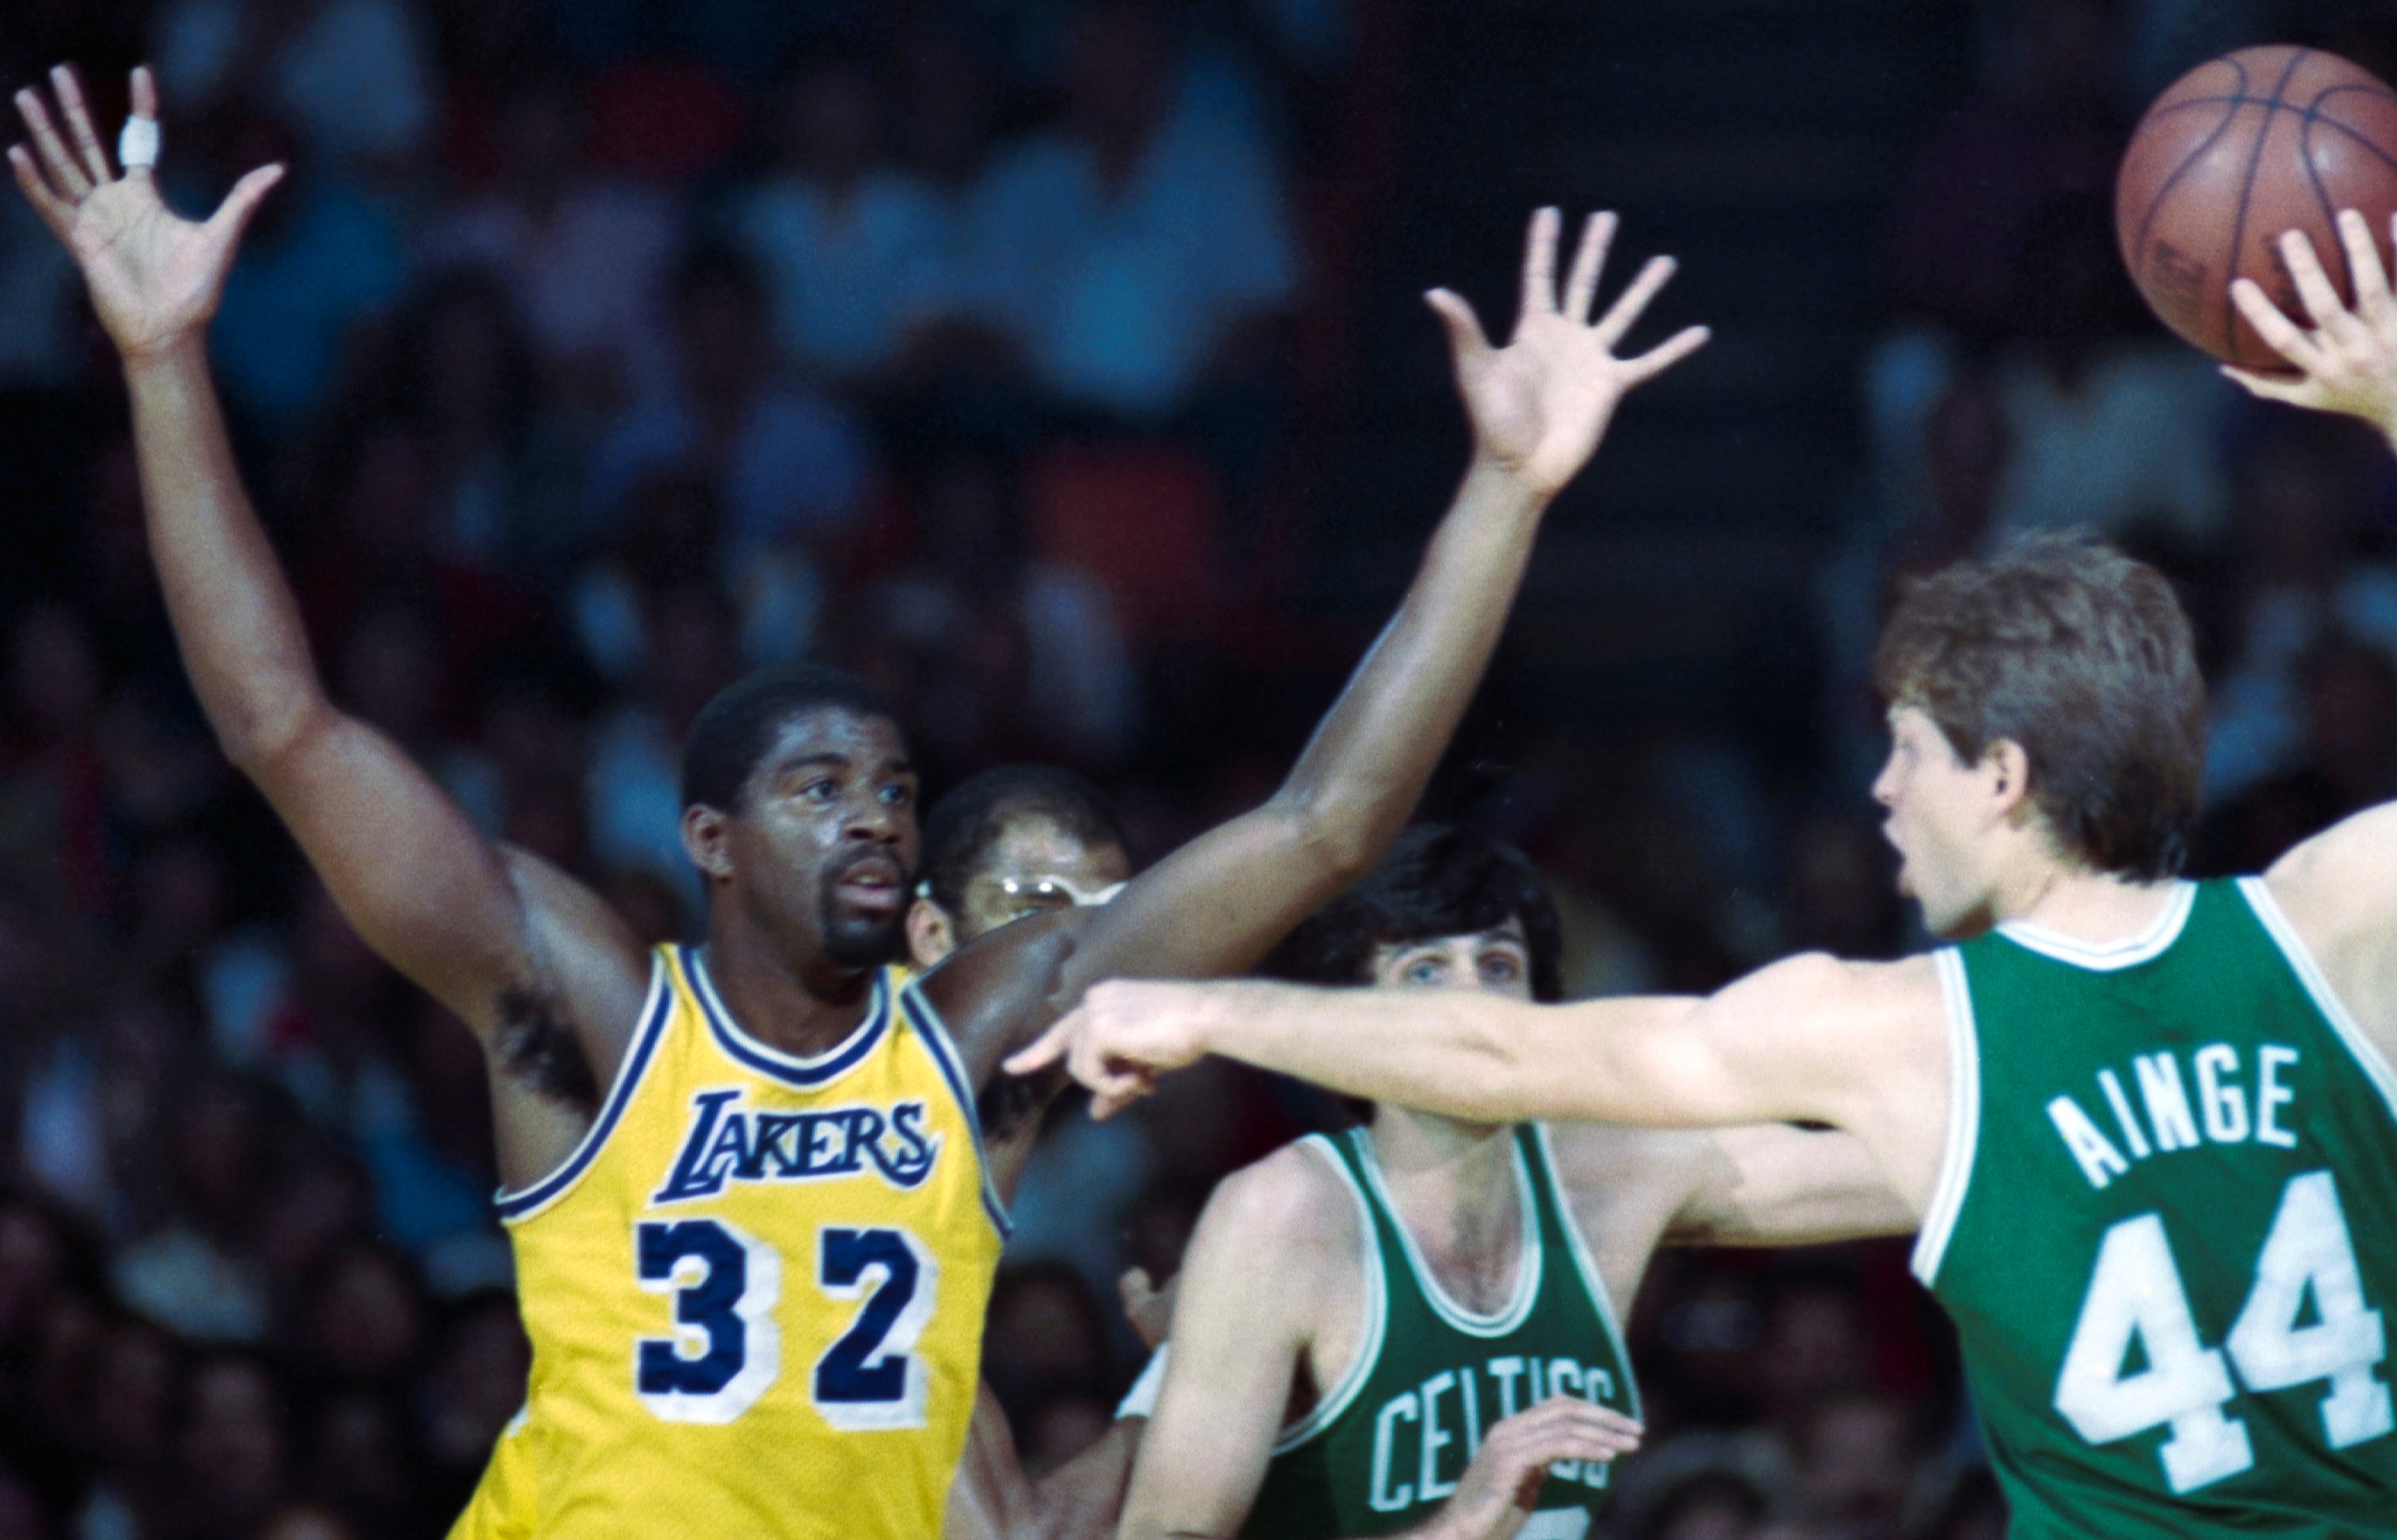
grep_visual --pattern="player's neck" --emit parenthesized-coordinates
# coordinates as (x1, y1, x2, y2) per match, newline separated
(1367, 1107, 1525, 1308)
(1369, 1106, 1516, 1204)
(1990, 858, 2184, 944)
(699, 918, 881, 1057)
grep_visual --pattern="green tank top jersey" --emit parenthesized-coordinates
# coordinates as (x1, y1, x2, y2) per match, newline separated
(1915, 879, 2397, 1537)
(1240, 1123, 1638, 1540)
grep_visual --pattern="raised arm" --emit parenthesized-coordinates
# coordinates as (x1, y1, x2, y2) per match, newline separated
(2220, 212, 2397, 1065)
(10, 69, 646, 1137)
(937, 210, 1706, 1078)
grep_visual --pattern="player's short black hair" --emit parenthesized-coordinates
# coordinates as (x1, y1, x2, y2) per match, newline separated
(1261, 825, 1564, 1002)
(919, 766, 1130, 915)
(679, 665, 901, 813)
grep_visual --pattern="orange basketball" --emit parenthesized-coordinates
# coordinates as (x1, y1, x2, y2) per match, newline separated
(2115, 45, 2397, 370)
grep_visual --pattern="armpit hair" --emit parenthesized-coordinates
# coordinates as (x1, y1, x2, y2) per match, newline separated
(978, 1061, 1065, 1145)
(493, 984, 599, 1110)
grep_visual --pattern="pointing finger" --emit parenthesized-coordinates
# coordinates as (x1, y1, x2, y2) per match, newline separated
(1561, 211, 1617, 324)
(1517, 206, 1560, 332)
(1591, 254, 1679, 351)
(1003, 1015, 1073, 1077)
(2233, 276, 2327, 373)
(49, 65, 112, 185)
(131, 65, 159, 122)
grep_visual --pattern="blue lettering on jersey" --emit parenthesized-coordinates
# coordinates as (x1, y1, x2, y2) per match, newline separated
(652, 1088, 940, 1202)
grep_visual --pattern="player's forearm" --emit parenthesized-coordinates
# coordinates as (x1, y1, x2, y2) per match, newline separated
(122, 338, 330, 769)
(1194, 978, 1557, 1123)
(1026, 1419, 1141, 1540)
(1270, 457, 1547, 870)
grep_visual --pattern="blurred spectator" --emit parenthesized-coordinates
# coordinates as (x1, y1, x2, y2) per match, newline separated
(1884, 0, 2129, 337)
(849, 450, 1136, 771)
(418, 73, 681, 411)
(152, 0, 436, 180)
(109, 1078, 275, 1345)
(961, 0, 1300, 418)
(1982, 198, 2230, 547)
(352, 272, 585, 582)
(2204, 424, 2397, 805)
(177, 1348, 293, 1537)
(202, 116, 409, 442)
(731, 57, 952, 382)
(585, 582, 741, 913)
(587, 246, 873, 566)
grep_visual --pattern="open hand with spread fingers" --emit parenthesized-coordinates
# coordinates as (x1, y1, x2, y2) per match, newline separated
(10, 64, 284, 360)
(1431, 207, 1709, 498)
(2224, 210, 2397, 442)
(1417, 1396, 1644, 1540)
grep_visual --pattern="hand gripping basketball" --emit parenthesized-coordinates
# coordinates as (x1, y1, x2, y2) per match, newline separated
(2223, 211, 2397, 439)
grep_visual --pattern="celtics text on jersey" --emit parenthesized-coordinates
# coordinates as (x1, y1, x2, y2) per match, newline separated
(1241, 1124, 1637, 1540)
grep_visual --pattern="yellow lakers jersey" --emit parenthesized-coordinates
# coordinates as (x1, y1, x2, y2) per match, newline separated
(449, 944, 1007, 1538)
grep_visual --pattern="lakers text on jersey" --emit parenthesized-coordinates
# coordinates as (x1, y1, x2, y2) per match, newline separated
(1242, 1125, 1638, 1540)
(1915, 879, 2397, 1537)
(448, 945, 1007, 1539)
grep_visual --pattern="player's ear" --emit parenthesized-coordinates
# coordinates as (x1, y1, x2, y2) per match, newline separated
(1984, 739, 2035, 821)
(681, 803, 736, 884)
(907, 895, 957, 968)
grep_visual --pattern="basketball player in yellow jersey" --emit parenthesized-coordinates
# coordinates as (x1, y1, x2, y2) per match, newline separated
(12, 65, 1708, 1538)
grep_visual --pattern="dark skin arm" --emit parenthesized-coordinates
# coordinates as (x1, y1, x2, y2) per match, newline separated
(10, 67, 649, 1188)
(927, 208, 1708, 1088)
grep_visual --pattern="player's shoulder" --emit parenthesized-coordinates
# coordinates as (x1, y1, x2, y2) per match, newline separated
(1721, 948, 1944, 1027)
(1194, 1136, 1366, 1270)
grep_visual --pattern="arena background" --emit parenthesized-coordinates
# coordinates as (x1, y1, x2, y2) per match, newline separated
(0, 0, 2392, 1536)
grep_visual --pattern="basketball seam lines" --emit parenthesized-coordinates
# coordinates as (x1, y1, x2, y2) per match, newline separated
(2224, 48, 2314, 359)
(2133, 56, 2252, 306)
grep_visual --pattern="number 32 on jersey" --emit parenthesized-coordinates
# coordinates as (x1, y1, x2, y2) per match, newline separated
(2053, 1168, 2394, 1493)
(632, 1218, 938, 1429)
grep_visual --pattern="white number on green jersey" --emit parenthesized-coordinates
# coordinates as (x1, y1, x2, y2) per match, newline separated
(2052, 1169, 2393, 1492)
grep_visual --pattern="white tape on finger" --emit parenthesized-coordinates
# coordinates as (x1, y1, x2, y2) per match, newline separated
(116, 115, 160, 170)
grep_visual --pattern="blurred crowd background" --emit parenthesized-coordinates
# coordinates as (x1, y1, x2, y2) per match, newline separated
(0, 0, 2394, 1537)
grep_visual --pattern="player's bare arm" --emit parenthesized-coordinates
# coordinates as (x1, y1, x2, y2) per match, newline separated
(1662, 1122, 1916, 1247)
(10, 66, 650, 1185)
(936, 209, 1709, 1086)
(2220, 212, 2397, 1066)
(1014, 954, 1948, 1201)
(1122, 1142, 1641, 1540)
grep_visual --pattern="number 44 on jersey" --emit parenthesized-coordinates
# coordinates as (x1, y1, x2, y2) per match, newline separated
(2053, 1168, 2393, 1494)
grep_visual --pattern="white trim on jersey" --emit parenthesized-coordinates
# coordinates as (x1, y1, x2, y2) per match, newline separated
(1270, 1134, 1390, 1455)
(1995, 881, 2196, 972)
(492, 951, 673, 1224)
(1912, 946, 1982, 1287)
(1351, 1126, 1542, 1339)
(2239, 876, 2397, 1127)
(1527, 1123, 1644, 1421)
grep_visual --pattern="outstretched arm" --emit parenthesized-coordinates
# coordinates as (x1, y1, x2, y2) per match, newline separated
(1662, 1124, 1916, 1247)
(10, 69, 646, 1140)
(937, 210, 1707, 1080)
(2220, 213, 2397, 1066)
(1011, 951, 1932, 1139)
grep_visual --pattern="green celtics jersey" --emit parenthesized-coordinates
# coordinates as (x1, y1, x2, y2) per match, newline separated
(1241, 1123, 1637, 1540)
(1915, 879, 2397, 1537)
